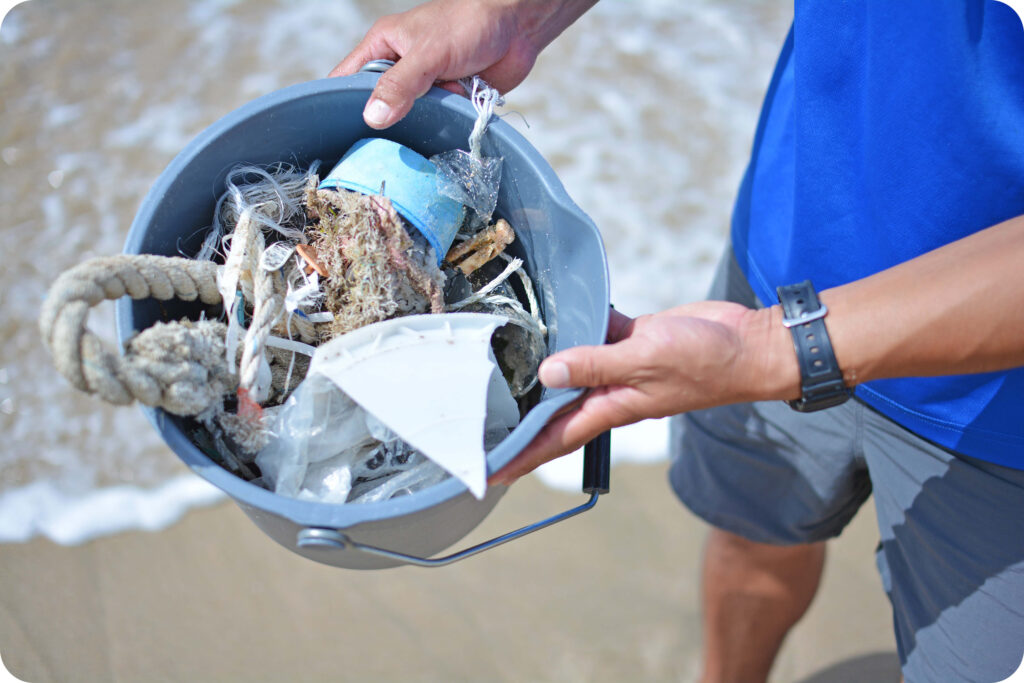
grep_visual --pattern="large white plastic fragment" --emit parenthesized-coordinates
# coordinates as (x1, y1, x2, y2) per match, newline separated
(309, 313, 519, 499)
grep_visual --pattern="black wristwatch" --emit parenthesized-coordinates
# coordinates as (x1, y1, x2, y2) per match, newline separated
(776, 280, 852, 412)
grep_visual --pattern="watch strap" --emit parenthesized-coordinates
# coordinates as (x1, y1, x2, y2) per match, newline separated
(776, 280, 851, 412)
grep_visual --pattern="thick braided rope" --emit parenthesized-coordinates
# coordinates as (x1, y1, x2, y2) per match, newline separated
(39, 254, 234, 415)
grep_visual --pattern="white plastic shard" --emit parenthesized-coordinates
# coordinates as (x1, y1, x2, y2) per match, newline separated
(309, 313, 520, 499)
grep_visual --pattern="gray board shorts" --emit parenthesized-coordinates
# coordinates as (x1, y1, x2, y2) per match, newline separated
(669, 248, 1024, 683)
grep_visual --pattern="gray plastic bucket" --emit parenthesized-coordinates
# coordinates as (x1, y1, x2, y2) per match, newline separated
(116, 72, 609, 569)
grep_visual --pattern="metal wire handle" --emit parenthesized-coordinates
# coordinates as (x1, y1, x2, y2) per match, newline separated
(359, 59, 396, 73)
(297, 430, 611, 567)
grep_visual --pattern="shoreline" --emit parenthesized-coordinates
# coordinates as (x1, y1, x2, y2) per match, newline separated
(0, 463, 896, 682)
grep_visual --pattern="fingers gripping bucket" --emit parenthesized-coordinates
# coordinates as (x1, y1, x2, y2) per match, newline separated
(116, 72, 610, 570)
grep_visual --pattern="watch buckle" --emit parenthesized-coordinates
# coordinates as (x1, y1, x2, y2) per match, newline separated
(782, 303, 828, 328)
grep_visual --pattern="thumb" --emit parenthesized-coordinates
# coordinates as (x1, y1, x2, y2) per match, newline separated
(538, 340, 640, 390)
(362, 54, 441, 129)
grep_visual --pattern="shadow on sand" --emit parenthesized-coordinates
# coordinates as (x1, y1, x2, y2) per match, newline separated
(795, 651, 901, 683)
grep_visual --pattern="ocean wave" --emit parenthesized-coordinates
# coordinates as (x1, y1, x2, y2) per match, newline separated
(0, 420, 668, 547)
(0, 475, 225, 546)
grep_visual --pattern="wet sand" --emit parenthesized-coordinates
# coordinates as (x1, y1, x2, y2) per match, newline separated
(1, 464, 898, 682)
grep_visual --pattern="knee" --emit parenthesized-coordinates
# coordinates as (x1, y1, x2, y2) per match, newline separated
(705, 527, 826, 586)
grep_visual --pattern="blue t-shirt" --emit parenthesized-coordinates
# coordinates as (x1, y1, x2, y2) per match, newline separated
(732, 1, 1024, 469)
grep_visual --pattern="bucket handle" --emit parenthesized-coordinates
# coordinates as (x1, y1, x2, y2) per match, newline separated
(359, 59, 396, 73)
(296, 430, 611, 567)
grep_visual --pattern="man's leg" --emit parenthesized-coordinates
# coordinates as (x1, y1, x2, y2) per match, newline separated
(699, 530, 825, 683)
(671, 249, 871, 680)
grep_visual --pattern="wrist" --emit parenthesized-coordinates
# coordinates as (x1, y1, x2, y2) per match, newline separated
(817, 289, 861, 388)
(740, 305, 802, 403)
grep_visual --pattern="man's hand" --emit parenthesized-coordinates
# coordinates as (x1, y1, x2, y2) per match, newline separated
(330, 0, 596, 129)
(490, 303, 800, 485)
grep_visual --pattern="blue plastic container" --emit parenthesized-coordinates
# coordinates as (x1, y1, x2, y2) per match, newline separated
(319, 137, 465, 263)
(117, 72, 609, 569)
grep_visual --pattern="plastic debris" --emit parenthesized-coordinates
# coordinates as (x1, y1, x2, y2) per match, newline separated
(309, 312, 519, 499)
(256, 313, 519, 502)
(255, 373, 372, 502)
(449, 256, 547, 397)
(431, 150, 502, 225)
(431, 76, 505, 226)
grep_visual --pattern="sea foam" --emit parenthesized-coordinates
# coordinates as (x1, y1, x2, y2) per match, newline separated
(0, 475, 224, 545)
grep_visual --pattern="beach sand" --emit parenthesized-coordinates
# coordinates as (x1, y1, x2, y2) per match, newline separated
(1, 464, 898, 682)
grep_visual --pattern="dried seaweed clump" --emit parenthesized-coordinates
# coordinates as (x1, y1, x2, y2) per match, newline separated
(305, 187, 445, 338)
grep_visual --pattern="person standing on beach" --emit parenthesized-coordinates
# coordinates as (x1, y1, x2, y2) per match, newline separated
(333, 2, 1024, 681)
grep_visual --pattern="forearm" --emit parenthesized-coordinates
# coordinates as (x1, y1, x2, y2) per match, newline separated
(752, 213, 1024, 398)
(497, 217, 1024, 478)
(512, 0, 600, 53)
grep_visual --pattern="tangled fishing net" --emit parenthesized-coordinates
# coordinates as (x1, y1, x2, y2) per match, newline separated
(305, 185, 445, 338)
